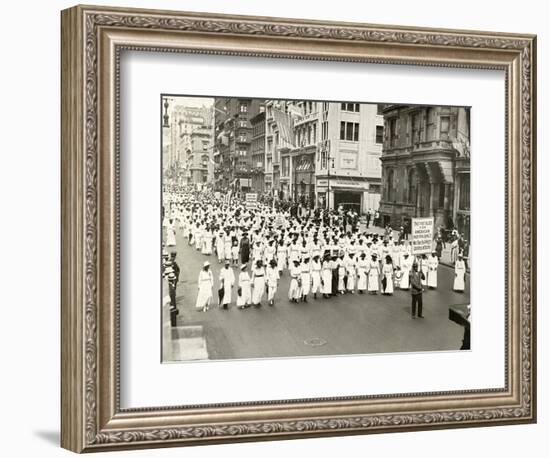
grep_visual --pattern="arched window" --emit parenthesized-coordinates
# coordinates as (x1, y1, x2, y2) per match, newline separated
(408, 167, 417, 204)
(386, 169, 394, 201)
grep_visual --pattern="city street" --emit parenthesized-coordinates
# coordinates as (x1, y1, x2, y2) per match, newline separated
(162, 228, 470, 362)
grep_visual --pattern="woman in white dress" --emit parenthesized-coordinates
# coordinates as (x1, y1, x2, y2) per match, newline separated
(166, 219, 177, 248)
(251, 260, 266, 307)
(236, 264, 252, 309)
(321, 254, 333, 298)
(224, 233, 233, 262)
(381, 255, 394, 295)
(194, 224, 203, 251)
(195, 261, 214, 312)
(337, 253, 347, 295)
(420, 254, 429, 286)
(216, 231, 225, 263)
(346, 253, 357, 293)
(218, 260, 235, 309)
(400, 253, 412, 290)
(266, 259, 280, 306)
(453, 254, 466, 292)
(427, 251, 439, 289)
(310, 255, 322, 299)
(202, 227, 213, 255)
(356, 253, 368, 294)
(288, 260, 302, 303)
(300, 257, 312, 302)
(367, 254, 380, 294)
(277, 240, 287, 274)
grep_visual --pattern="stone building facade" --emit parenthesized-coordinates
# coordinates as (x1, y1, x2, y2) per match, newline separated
(379, 105, 471, 236)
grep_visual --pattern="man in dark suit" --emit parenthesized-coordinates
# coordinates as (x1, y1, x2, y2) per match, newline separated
(409, 261, 425, 319)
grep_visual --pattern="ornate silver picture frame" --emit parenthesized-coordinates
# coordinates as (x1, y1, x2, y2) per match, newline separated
(61, 4, 536, 452)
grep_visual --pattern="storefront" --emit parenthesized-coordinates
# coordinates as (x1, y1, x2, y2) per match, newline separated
(316, 177, 371, 213)
(293, 154, 315, 206)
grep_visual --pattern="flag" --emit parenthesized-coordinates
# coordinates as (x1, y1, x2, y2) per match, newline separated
(272, 108, 295, 148)
(287, 104, 303, 120)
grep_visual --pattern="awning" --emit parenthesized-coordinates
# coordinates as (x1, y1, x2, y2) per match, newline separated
(296, 159, 314, 172)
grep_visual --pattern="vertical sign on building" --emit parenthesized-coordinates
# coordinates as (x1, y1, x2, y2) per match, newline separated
(411, 217, 434, 255)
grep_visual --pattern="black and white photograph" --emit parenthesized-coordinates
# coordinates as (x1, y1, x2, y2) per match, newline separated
(161, 96, 471, 362)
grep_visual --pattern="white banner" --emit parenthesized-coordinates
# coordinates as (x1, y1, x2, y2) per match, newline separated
(411, 217, 434, 255)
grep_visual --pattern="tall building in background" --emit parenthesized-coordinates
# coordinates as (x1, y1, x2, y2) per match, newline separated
(250, 110, 267, 193)
(189, 125, 213, 186)
(265, 100, 298, 200)
(162, 101, 213, 187)
(379, 105, 471, 234)
(213, 97, 265, 192)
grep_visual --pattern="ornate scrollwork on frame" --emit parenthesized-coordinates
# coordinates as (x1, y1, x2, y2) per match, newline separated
(61, 5, 536, 452)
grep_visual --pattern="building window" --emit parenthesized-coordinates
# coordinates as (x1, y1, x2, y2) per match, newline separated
(440, 116, 450, 139)
(341, 102, 359, 112)
(389, 118, 397, 147)
(377, 104, 383, 115)
(376, 125, 384, 144)
(321, 121, 328, 141)
(408, 168, 417, 204)
(240, 104, 248, 113)
(386, 169, 395, 202)
(238, 134, 247, 142)
(459, 174, 470, 210)
(340, 122, 360, 141)
(411, 113, 421, 144)
(426, 107, 435, 140)
(438, 183, 446, 208)
(239, 120, 247, 128)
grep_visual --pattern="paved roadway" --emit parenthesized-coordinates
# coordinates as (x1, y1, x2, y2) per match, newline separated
(162, 229, 470, 362)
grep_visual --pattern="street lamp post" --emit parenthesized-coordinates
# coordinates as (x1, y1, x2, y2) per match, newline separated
(327, 155, 335, 210)
(162, 97, 172, 128)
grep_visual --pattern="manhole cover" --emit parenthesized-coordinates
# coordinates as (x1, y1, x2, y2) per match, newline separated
(304, 337, 327, 347)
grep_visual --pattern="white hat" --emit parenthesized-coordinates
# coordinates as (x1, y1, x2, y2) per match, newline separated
(203, 261, 210, 267)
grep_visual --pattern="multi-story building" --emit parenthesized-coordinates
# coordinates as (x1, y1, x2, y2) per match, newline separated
(250, 110, 266, 194)
(313, 102, 384, 212)
(188, 126, 213, 187)
(162, 101, 212, 186)
(265, 100, 297, 200)
(214, 97, 264, 192)
(378, 105, 471, 235)
(264, 100, 384, 212)
(284, 100, 317, 206)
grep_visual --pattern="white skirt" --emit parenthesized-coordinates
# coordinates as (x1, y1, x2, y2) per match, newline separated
(400, 269, 410, 289)
(321, 270, 332, 294)
(195, 286, 212, 310)
(367, 272, 379, 291)
(237, 284, 251, 306)
(427, 268, 437, 288)
(347, 273, 356, 290)
(311, 272, 321, 293)
(357, 271, 367, 290)
(252, 278, 265, 303)
(301, 274, 311, 295)
(453, 272, 465, 291)
(289, 278, 301, 300)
